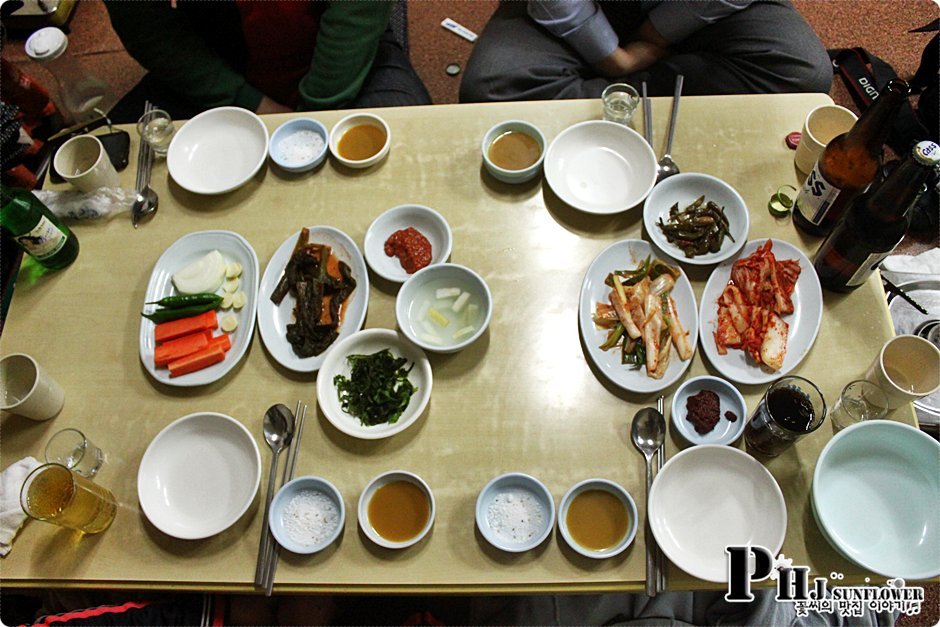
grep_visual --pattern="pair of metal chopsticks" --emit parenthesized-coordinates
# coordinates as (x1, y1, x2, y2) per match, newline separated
(655, 395, 667, 594)
(131, 101, 155, 227)
(259, 400, 307, 596)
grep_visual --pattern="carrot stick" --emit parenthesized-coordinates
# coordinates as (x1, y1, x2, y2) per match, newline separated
(154, 310, 218, 344)
(208, 334, 232, 352)
(168, 344, 226, 377)
(154, 330, 212, 367)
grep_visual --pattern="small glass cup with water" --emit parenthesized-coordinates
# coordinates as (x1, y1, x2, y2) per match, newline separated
(137, 108, 175, 156)
(44, 427, 104, 477)
(602, 83, 640, 125)
(829, 380, 888, 432)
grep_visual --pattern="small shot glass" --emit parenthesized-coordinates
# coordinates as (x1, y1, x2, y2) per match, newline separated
(602, 83, 640, 125)
(44, 428, 104, 478)
(830, 380, 888, 433)
(137, 108, 175, 156)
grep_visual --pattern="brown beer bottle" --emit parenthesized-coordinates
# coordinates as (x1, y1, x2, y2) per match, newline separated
(813, 140, 939, 292)
(794, 79, 910, 236)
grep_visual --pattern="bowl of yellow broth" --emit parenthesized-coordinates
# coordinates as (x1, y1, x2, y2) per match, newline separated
(558, 478, 637, 559)
(481, 120, 545, 184)
(330, 113, 391, 169)
(358, 470, 434, 549)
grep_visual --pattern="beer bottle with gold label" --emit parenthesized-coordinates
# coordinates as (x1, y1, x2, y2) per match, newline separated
(0, 185, 79, 270)
(794, 79, 910, 237)
(813, 140, 939, 292)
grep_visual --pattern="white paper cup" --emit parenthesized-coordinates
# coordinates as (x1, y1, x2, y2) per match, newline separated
(794, 105, 858, 174)
(0, 353, 65, 421)
(53, 134, 120, 192)
(864, 335, 940, 409)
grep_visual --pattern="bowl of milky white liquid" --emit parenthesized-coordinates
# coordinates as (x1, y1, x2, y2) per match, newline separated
(476, 472, 555, 552)
(269, 476, 345, 554)
(269, 118, 329, 173)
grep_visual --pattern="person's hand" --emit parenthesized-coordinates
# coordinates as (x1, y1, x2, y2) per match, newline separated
(256, 96, 292, 115)
(594, 18, 670, 78)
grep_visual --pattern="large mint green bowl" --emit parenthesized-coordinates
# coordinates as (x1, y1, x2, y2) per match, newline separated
(812, 421, 940, 580)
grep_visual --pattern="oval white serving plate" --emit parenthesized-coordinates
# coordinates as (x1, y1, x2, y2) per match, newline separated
(257, 226, 369, 373)
(139, 230, 259, 387)
(578, 239, 698, 393)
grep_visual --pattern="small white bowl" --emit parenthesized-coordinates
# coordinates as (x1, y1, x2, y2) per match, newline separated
(269, 476, 344, 554)
(643, 173, 749, 265)
(481, 120, 546, 184)
(329, 113, 390, 169)
(167, 106, 269, 195)
(396, 263, 493, 353)
(268, 118, 329, 172)
(476, 472, 555, 553)
(671, 375, 747, 446)
(358, 470, 435, 549)
(558, 478, 638, 559)
(364, 205, 453, 283)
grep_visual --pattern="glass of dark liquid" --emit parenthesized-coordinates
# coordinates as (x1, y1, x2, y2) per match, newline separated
(744, 376, 827, 457)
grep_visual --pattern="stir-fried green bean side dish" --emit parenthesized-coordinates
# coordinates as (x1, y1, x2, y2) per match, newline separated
(657, 195, 735, 257)
(334, 349, 417, 426)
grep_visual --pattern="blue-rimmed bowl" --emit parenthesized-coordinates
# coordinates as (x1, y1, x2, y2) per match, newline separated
(269, 476, 345, 554)
(476, 472, 555, 553)
(558, 478, 638, 559)
(268, 118, 329, 173)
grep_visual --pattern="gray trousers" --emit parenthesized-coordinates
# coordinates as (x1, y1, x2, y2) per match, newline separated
(459, 0, 833, 102)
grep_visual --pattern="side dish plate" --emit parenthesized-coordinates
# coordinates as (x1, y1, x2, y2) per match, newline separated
(257, 226, 369, 373)
(139, 230, 259, 387)
(578, 239, 698, 394)
(698, 238, 823, 385)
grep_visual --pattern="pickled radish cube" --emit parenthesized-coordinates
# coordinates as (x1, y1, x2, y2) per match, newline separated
(453, 325, 476, 341)
(436, 287, 460, 299)
(420, 333, 443, 345)
(421, 320, 438, 336)
(452, 291, 470, 312)
(417, 301, 430, 322)
(428, 307, 450, 327)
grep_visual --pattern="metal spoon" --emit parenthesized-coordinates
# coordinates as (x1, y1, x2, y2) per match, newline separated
(631, 406, 667, 597)
(656, 75, 684, 183)
(132, 101, 159, 228)
(253, 404, 294, 587)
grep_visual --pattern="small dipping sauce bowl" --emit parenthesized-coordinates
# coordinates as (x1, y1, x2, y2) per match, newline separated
(396, 263, 493, 353)
(269, 118, 329, 172)
(330, 113, 390, 169)
(269, 476, 344, 554)
(476, 472, 555, 553)
(358, 470, 434, 549)
(558, 478, 637, 559)
(481, 120, 545, 184)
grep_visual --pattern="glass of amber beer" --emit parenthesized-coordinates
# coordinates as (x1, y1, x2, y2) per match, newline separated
(20, 463, 116, 534)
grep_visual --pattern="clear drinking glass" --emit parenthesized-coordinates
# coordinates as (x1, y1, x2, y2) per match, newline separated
(602, 83, 640, 125)
(44, 427, 104, 477)
(137, 109, 175, 156)
(744, 376, 827, 457)
(20, 463, 117, 534)
(830, 380, 888, 432)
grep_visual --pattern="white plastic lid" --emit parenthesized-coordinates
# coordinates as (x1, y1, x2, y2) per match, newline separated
(25, 27, 68, 61)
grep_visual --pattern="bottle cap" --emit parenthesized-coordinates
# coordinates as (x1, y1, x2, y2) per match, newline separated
(912, 141, 940, 166)
(25, 27, 68, 61)
(785, 132, 801, 150)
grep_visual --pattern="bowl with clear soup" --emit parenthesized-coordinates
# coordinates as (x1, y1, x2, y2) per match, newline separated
(358, 470, 435, 549)
(481, 120, 546, 184)
(558, 478, 638, 559)
(330, 113, 390, 169)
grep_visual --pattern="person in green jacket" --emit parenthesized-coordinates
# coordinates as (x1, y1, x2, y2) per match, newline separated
(104, 0, 430, 123)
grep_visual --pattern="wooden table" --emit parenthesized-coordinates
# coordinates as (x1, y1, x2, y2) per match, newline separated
(1, 94, 914, 593)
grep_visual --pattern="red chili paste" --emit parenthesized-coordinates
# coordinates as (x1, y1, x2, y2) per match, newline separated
(384, 227, 432, 274)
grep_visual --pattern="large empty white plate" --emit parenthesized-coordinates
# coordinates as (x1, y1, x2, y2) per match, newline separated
(257, 226, 369, 373)
(649, 445, 787, 582)
(137, 412, 261, 540)
(813, 421, 940, 579)
(544, 120, 656, 214)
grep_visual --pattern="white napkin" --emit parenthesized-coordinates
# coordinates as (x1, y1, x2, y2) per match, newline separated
(0, 456, 41, 557)
(881, 247, 940, 275)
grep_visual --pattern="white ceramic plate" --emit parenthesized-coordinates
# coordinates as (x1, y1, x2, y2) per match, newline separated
(649, 445, 787, 582)
(643, 172, 749, 266)
(316, 328, 431, 439)
(363, 204, 453, 283)
(698, 239, 823, 385)
(257, 226, 369, 373)
(139, 230, 259, 387)
(137, 412, 261, 540)
(544, 120, 657, 214)
(578, 239, 698, 393)
(812, 421, 940, 580)
(167, 106, 269, 195)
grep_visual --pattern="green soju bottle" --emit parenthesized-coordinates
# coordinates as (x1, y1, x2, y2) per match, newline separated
(0, 186, 79, 270)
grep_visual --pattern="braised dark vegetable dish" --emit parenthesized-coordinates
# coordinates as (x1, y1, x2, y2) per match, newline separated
(657, 196, 734, 257)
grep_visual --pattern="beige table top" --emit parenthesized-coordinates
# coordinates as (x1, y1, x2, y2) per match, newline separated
(1, 94, 915, 593)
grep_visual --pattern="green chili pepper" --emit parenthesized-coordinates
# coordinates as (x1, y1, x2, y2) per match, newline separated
(146, 293, 222, 309)
(141, 301, 217, 323)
